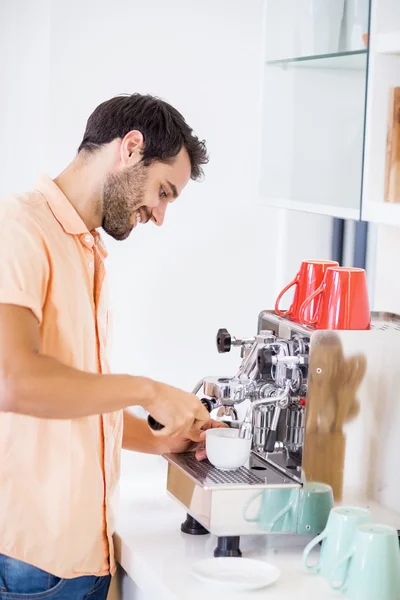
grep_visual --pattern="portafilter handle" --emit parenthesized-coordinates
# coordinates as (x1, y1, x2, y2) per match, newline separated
(147, 415, 164, 431)
(147, 397, 213, 431)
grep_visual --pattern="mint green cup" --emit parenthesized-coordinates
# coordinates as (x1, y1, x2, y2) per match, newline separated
(330, 524, 400, 599)
(243, 488, 298, 532)
(296, 482, 334, 535)
(302, 507, 372, 581)
(243, 483, 333, 534)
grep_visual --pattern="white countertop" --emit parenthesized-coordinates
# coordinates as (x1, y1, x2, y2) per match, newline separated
(115, 451, 339, 600)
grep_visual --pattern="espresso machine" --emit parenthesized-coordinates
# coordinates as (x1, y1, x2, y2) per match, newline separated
(153, 310, 400, 557)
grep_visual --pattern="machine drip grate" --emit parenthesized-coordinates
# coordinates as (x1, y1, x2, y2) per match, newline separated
(370, 313, 400, 331)
(177, 453, 274, 485)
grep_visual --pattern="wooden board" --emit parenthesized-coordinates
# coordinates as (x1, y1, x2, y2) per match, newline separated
(385, 87, 400, 203)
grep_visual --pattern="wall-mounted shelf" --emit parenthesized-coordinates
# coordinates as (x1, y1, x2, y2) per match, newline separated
(361, 1, 400, 226)
(376, 31, 400, 54)
(258, 197, 360, 220)
(260, 1, 370, 222)
(362, 202, 400, 227)
(266, 49, 368, 70)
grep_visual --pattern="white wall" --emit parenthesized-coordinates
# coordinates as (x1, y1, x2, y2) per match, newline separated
(0, 0, 50, 195)
(371, 225, 400, 313)
(0, 0, 332, 392)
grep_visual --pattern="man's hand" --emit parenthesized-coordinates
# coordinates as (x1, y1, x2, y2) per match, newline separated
(122, 411, 228, 458)
(143, 381, 210, 438)
(166, 419, 228, 461)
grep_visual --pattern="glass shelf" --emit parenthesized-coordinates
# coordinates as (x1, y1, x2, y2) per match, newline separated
(266, 49, 368, 70)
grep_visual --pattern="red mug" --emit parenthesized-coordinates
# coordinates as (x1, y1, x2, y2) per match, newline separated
(298, 266, 371, 330)
(275, 260, 339, 322)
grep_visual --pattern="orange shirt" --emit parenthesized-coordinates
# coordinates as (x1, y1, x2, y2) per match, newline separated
(0, 175, 122, 578)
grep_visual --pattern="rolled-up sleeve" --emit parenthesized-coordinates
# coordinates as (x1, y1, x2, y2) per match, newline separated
(0, 209, 50, 324)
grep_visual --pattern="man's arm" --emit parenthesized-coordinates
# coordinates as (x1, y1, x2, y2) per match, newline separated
(0, 304, 209, 436)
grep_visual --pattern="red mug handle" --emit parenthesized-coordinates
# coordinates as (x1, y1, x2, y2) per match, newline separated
(275, 277, 299, 317)
(298, 283, 325, 326)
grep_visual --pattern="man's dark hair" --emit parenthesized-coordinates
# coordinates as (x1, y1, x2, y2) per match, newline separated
(78, 94, 208, 180)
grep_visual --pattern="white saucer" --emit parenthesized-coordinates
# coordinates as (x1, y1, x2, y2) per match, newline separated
(191, 557, 281, 591)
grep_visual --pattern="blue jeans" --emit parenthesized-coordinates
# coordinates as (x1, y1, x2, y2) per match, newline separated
(0, 555, 111, 599)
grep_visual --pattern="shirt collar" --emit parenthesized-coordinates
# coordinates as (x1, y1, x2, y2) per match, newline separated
(35, 173, 108, 257)
(36, 173, 90, 236)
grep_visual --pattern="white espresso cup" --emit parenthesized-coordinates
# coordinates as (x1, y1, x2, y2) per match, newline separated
(205, 428, 252, 470)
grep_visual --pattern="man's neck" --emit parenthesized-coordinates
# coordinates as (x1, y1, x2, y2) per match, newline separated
(54, 155, 104, 231)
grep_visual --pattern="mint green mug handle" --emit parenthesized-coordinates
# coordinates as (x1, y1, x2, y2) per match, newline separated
(268, 500, 293, 532)
(243, 490, 263, 523)
(329, 549, 354, 591)
(302, 530, 328, 572)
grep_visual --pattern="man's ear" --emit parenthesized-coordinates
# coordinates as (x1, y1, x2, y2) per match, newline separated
(120, 130, 144, 166)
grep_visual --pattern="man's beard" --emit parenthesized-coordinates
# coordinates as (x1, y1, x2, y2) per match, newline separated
(101, 162, 148, 240)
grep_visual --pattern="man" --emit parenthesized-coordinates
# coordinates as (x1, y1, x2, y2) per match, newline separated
(0, 93, 223, 599)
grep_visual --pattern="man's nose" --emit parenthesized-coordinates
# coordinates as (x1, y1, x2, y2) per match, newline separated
(151, 203, 167, 227)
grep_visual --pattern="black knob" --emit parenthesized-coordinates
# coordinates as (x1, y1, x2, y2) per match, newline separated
(216, 328, 232, 353)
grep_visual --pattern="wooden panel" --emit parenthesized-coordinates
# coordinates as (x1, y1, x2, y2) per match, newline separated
(385, 87, 400, 202)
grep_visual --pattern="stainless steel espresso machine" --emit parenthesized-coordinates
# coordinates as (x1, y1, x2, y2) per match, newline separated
(150, 310, 400, 557)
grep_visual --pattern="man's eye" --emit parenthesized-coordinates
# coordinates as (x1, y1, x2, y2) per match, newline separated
(160, 186, 167, 198)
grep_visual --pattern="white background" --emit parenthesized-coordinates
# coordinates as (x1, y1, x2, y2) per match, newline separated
(4, 0, 383, 394)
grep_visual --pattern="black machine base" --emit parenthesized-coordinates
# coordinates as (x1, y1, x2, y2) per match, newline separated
(181, 514, 209, 535)
(214, 536, 242, 558)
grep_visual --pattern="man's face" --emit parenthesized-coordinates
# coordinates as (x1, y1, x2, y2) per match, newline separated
(101, 147, 191, 240)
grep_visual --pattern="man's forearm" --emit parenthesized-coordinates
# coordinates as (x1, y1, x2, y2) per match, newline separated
(3, 353, 156, 419)
(0, 303, 209, 430)
(122, 410, 168, 454)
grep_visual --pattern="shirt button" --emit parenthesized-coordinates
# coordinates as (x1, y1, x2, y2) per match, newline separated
(88, 261, 94, 269)
(85, 235, 92, 243)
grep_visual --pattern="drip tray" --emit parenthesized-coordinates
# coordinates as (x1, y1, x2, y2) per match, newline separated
(370, 312, 400, 331)
(164, 452, 299, 490)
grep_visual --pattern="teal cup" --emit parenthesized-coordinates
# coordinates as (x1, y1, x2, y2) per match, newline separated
(330, 524, 400, 599)
(243, 487, 298, 532)
(302, 507, 372, 581)
(296, 482, 334, 535)
(243, 482, 333, 534)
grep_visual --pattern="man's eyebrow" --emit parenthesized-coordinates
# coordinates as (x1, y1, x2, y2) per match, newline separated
(167, 180, 178, 199)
